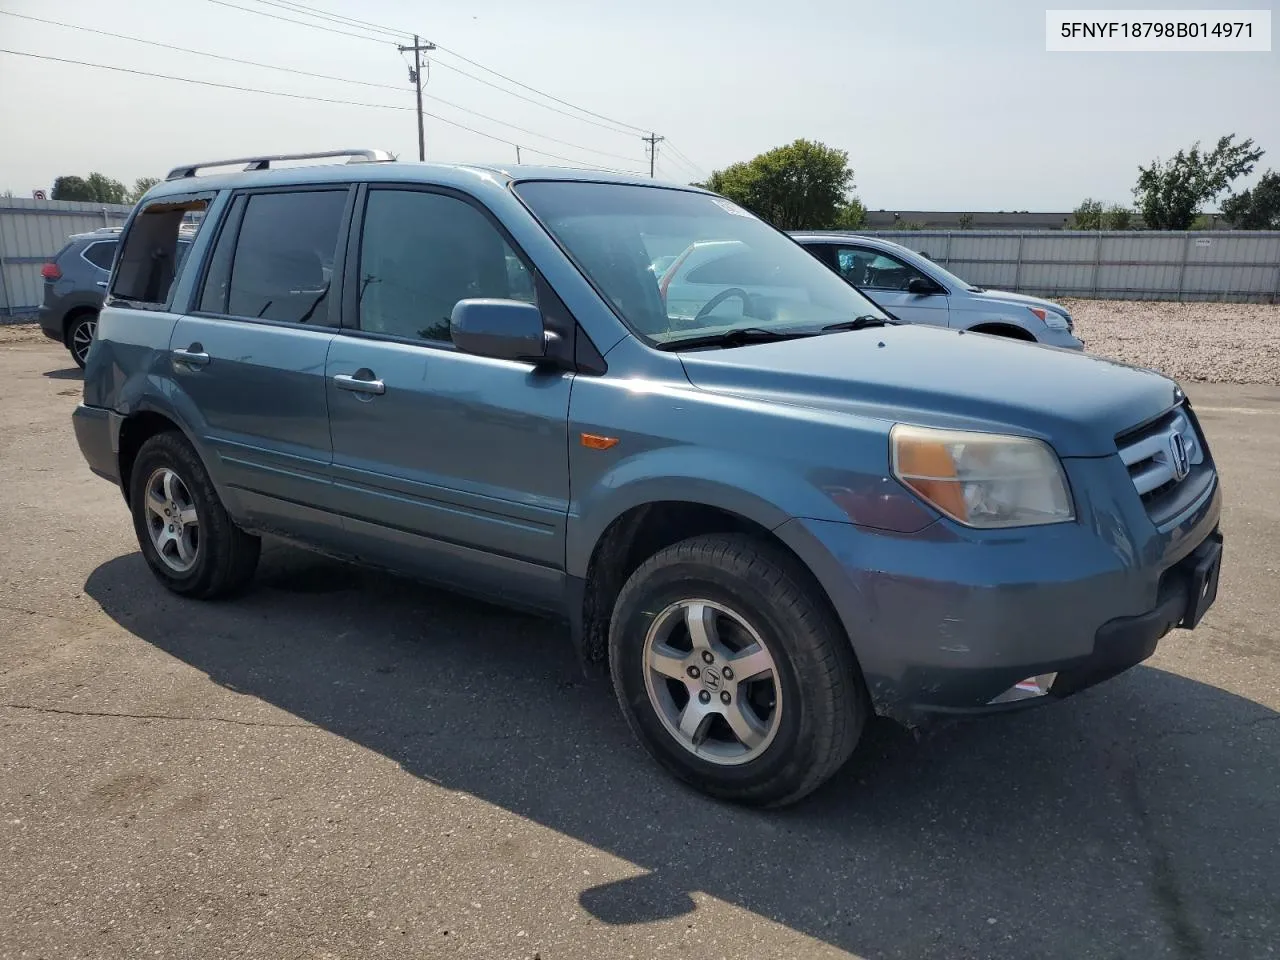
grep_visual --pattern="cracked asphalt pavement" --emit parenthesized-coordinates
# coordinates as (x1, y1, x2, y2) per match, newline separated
(1, 331, 1278, 960)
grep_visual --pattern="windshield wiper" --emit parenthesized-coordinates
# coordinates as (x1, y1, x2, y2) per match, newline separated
(821, 314, 894, 332)
(655, 326, 814, 351)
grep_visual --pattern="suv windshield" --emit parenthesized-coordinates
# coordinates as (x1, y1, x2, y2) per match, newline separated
(515, 181, 890, 346)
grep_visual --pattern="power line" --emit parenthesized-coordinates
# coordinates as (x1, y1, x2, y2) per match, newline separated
(249, 0, 650, 133)
(422, 60, 638, 138)
(218, 0, 648, 138)
(428, 42, 647, 135)
(0, 48, 646, 174)
(0, 12, 646, 165)
(203, 0, 388, 43)
(239, 0, 406, 40)
(663, 142, 710, 181)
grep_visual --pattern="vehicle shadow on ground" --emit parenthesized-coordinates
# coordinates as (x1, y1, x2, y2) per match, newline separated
(85, 545, 1279, 960)
(41, 367, 82, 380)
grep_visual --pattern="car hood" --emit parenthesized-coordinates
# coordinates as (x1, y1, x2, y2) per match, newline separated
(676, 325, 1178, 457)
(966, 288, 1068, 314)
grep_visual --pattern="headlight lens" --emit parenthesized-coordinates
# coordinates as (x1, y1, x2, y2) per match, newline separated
(1029, 306, 1069, 331)
(890, 424, 1075, 528)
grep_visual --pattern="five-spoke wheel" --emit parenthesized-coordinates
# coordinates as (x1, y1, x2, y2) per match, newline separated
(143, 466, 201, 573)
(643, 599, 782, 765)
(610, 533, 867, 807)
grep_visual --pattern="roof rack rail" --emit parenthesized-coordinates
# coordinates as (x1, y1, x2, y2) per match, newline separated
(165, 148, 394, 181)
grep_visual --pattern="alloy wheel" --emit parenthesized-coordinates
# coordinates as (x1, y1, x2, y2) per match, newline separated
(143, 466, 200, 573)
(642, 598, 783, 766)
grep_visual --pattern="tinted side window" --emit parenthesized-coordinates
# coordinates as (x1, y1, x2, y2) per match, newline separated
(82, 240, 117, 271)
(358, 189, 535, 343)
(219, 190, 346, 324)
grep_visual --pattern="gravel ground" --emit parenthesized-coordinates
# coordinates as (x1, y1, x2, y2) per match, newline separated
(6, 299, 1279, 383)
(1062, 299, 1280, 385)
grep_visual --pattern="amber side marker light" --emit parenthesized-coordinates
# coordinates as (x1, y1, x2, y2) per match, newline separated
(580, 433, 619, 450)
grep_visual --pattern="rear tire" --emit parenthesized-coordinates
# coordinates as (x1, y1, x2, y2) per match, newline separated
(67, 311, 97, 369)
(608, 533, 866, 807)
(128, 431, 260, 599)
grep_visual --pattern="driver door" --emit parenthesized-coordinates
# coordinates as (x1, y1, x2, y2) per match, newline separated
(834, 245, 949, 327)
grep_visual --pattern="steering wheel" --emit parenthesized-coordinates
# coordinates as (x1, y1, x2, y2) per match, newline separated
(693, 287, 751, 324)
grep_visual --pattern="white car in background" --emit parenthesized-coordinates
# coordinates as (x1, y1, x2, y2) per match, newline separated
(790, 232, 1084, 350)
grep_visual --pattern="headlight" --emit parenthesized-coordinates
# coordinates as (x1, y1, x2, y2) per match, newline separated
(890, 424, 1075, 528)
(1028, 306, 1069, 331)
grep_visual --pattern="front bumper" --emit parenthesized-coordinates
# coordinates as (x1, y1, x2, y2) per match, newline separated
(72, 403, 122, 486)
(777, 464, 1222, 719)
(1040, 327, 1085, 351)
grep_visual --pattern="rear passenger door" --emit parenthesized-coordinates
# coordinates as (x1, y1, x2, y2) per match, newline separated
(173, 186, 353, 538)
(325, 185, 572, 609)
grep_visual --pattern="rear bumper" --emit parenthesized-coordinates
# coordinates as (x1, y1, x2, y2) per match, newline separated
(776, 469, 1222, 719)
(72, 403, 122, 487)
(37, 305, 62, 341)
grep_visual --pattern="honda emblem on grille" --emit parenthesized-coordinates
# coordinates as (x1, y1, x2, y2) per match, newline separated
(1168, 431, 1190, 481)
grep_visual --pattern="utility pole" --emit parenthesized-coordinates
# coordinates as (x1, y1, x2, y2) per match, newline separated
(515, 145, 522, 164)
(641, 132, 664, 178)
(397, 35, 436, 161)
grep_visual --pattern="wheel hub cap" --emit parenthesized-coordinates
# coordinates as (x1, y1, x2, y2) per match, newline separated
(642, 599, 783, 766)
(143, 467, 200, 573)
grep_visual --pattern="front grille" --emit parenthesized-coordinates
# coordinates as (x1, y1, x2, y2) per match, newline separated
(1116, 403, 1209, 522)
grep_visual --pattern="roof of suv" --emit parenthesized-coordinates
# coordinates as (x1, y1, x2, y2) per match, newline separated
(145, 158, 700, 202)
(67, 227, 123, 242)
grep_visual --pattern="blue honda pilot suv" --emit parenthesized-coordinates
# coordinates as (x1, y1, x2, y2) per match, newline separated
(72, 150, 1224, 807)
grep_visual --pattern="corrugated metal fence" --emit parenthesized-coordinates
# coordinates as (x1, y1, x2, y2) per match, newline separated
(5, 207, 1280, 314)
(857, 230, 1280, 303)
(0, 198, 134, 318)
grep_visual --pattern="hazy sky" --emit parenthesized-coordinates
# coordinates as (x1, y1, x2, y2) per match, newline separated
(0, 0, 1275, 209)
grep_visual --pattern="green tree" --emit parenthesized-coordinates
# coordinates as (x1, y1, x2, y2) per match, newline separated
(85, 172, 128, 204)
(1133, 134, 1264, 230)
(1070, 198, 1104, 230)
(956, 212, 974, 230)
(1104, 204, 1133, 230)
(52, 175, 94, 201)
(1221, 170, 1280, 229)
(128, 176, 160, 203)
(699, 139, 861, 230)
(51, 172, 129, 203)
(833, 197, 866, 229)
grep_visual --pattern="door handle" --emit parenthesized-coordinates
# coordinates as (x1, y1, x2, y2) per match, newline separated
(333, 372, 386, 395)
(95, 280, 108, 288)
(172, 345, 211, 368)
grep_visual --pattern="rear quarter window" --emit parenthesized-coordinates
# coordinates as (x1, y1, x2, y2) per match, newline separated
(81, 240, 118, 271)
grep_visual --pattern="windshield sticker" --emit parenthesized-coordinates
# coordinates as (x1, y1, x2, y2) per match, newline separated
(709, 196, 754, 218)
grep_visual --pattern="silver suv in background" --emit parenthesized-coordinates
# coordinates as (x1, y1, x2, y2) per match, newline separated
(792, 232, 1085, 350)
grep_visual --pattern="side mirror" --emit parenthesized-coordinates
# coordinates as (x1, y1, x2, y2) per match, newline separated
(907, 277, 941, 296)
(450, 299, 547, 362)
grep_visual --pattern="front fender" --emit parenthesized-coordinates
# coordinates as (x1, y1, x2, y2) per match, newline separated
(565, 446, 851, 577)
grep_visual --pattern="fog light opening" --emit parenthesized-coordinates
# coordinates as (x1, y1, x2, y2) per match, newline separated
(988, 672, 1059, 705)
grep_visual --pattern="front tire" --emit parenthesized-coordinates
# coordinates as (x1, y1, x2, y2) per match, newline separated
(609, 534, 867, 807)
(128, 431, 260, 599)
